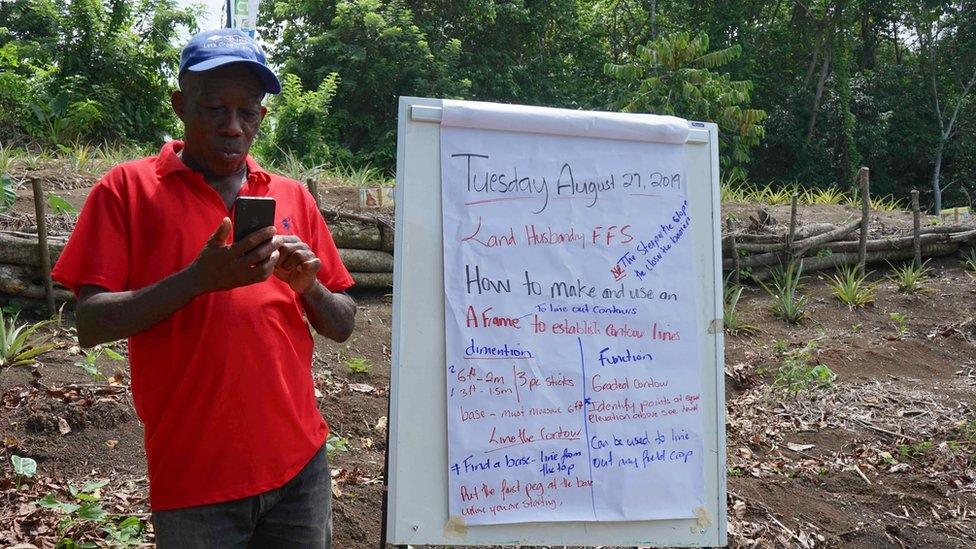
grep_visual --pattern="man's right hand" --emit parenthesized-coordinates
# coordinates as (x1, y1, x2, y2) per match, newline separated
(187, 218, 282, 295)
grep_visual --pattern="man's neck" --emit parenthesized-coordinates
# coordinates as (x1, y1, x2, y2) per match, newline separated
(179, 149, 248, 209)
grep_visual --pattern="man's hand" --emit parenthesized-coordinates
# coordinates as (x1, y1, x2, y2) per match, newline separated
(269, 234, 356, 342)
(187, 218, 282, 295)
(272, 235, 322, 294)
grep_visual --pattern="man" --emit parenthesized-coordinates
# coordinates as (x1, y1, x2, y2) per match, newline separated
(51, 29, 355, 548)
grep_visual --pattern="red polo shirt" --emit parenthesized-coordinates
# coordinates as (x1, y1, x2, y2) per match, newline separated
(52, 140, 354, 510)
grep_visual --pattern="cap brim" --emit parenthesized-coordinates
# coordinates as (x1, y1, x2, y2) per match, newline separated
(184, 57, 281, 94)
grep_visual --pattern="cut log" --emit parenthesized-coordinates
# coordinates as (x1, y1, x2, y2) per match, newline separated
(380, 225, 395, 253)
(0, 232, 67, 267)
(328, 217, 383, 250)
(338, 249, 394, 273)
(819, 228, 976, 253)
(728, 219, 861, 268)
(350, 272, 393, 289)
(722, 223, 841, 255)
(0, 264, 73, 301)
(749, 242, 961, 281)
(795, 223, 839, 240)
(919, 224, 975, 235)
(791, 219, 861, 256)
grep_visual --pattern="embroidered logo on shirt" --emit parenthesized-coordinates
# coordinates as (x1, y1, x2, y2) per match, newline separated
(281, 216, 293, 233)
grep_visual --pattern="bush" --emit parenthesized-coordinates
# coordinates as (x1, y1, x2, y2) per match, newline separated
(256, 73, 340, 168)
(755, 261, 808, 324)
(265, 0, 470, 169)
(828, 265, 878, 309)
(773, 341, 835, 394)
(723, 284, 757, 335)
(887, 260, 931, 294)
(0, 0, 197, 146)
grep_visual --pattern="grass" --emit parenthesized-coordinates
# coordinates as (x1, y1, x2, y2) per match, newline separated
(344, 356, 372, 375)
(801, 186, 846, 205)
(961, 248, 976, 272)
(330, 161, 392, 187)
(755, 260, 808, 324)
(723, 283, 757, 335)
(0, 142, 13, 174)
(773, 341, 835, 394)
(890, 312, 909, 338)
(56, 141, 93, 172)
(75, 343, 125, 381)
(326, 433, 350, 457)
(269, 149, 326, 182)
(720, 178, 749, 203)
(898, 440, 933, 458)
(0, 173, 16, 212)
(0, 310, 55, 371)
(887, 260, 931, 294)
(871, 195, 905, 212)
(719, 177, 909, 212)
(827, 265, 878, 309)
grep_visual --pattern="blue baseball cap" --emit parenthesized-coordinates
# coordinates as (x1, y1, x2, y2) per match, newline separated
(179, 29, 281, 94)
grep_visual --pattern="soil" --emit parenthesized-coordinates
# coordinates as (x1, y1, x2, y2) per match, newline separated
(3, 264, 975, 548)
(2, 167, 975, 547)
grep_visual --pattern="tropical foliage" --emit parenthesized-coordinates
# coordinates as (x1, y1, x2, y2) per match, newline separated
(0, 0, 972, 213)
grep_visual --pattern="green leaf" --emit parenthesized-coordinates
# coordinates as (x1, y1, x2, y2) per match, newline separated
(0, 173, 16, 212)
(48, 194, 77, 215)
(37, 493, 81, 513)
(12, 454, 37, 477)
(102, 347, 124, 361)
(75, 359, 103, 379)
(80, 479, 109, 493)
(76, 502, 107, 521)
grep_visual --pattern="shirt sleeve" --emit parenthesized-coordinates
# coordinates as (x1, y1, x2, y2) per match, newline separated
(302, 188, 355, 293)
(52, 175, 130, 296)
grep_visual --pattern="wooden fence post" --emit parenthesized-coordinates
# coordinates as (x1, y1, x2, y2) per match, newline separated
(30, 178, 56, 315)
(911, 189, 922, 267)
(857, 167, 870, 274)
(306, 178, 321, 208)
(726, 218, 740, 286)
(787, 193, 798, 258)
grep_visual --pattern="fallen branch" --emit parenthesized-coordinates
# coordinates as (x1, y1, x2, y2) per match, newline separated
(749, 242, 960, 281)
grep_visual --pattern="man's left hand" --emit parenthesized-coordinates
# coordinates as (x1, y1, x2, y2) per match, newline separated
(272, 236, 322, 294)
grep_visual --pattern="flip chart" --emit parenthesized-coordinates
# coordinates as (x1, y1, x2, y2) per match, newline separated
(441, 105, 705, 525)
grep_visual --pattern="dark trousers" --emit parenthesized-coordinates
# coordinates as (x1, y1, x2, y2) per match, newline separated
(152, 443, 332, 548)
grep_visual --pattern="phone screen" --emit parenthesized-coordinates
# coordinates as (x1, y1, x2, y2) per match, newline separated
(233, 196, 276, 243)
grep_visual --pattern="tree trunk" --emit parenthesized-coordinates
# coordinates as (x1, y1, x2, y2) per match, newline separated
(807, 48, 831, 140)
(859, 1, 876, 70)
(932, 140, 945, 215)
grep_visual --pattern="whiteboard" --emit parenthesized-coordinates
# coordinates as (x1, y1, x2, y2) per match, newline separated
(388, 97, 726, 547)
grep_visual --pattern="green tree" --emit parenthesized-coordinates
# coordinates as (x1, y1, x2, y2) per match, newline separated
(263, 0, 470, 168)
(0, 0, 198, 146)
(256, 73, 341, 167)
(604, 31, 766, 177)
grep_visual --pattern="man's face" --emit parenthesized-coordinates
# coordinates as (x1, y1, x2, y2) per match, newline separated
(172, 64, 267, 177)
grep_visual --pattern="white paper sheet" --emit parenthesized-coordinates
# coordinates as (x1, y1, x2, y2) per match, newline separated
(441, 113, 704, 525)
(441, 99, 689, 143)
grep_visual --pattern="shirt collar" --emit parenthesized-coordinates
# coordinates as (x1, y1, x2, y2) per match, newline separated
(155, 140, 271, 187)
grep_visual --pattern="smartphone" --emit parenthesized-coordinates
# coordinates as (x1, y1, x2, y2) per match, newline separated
(233, 196, 276, 243)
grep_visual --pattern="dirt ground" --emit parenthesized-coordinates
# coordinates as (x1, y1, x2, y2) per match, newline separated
(2, 169, 975, 547)
(3, 265, 976, 548)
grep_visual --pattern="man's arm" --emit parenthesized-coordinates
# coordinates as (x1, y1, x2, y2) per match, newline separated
(299, 282, 356, 342)
(78, 269, 200, 348)
(76, 219, 280, 348)
(271, 235, 356, 342)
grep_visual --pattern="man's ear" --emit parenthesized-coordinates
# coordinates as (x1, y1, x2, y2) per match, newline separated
(260, 105, 268, 123)
(171, 90, 185, 121)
